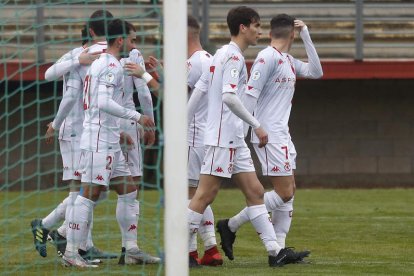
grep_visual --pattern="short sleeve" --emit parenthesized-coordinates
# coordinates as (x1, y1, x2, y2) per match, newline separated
(222, 53, 244, 94)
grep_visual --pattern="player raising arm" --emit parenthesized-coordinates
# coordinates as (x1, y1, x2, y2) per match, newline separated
(220, 14, 323, 262)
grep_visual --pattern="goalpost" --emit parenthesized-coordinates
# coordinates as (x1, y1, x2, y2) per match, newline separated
(163, 0, 189, 275)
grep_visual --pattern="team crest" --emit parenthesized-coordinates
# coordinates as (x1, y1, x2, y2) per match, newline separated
(230, 68, 239, 78)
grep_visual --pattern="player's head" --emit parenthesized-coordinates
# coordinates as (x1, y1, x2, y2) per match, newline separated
(188, 15, 201, 42)
(81, 25, 90, 46)
(107, 19, 136, 55)
(227, 6, 261, 45)
(270, 14, 295, 41)
(87, 9, 113, 38)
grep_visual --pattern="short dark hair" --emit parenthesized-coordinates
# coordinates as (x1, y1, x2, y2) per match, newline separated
(88, 10, 113, 37)
(227, 6, 260, 36)
(188, 15, 200, 31)
(270, 14, 295, 39)
(81, 25, 89, 45)
(107, 19, 132, 46)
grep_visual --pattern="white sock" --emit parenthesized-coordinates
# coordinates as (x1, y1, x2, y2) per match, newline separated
(57, 220, 67, 238)
(228, 207, 249, 233)
(62, 191, 79, 238)
(247, 204, 281, 256)
(65, 195, 95, 254)
(84, 212, 94, 251)
(199, 205, 217, 250)
(272, 197, 294, 248)
(188, 208, 203, 251)
(42, 195, 70, 229)
(264, 191, 284, 212)
(187, 200, 198, 252)
(116, 190, 139, 251)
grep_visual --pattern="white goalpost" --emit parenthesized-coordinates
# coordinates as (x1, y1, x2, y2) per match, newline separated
(163, 0, 189, 275)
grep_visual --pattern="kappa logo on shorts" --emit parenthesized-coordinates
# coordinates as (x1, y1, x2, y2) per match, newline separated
(74, 171, 81, 177)
(215, 167, 224, 173)
(271, 166, 280, 172)
(203, 221, 213, 226)
(284, 162, 291, 171)
(128, 224, 137, 231)
(95, 175, 104, 181)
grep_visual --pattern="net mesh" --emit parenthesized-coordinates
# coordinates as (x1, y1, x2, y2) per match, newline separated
(0, 1, 164, 275)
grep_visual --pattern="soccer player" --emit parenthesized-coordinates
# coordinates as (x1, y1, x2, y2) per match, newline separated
(31, 10, 117, 260)
(117, 23, 156, 264)
(218, 14, 323, 260)
(62, 19, 160, 267)
(185, 15, 223, 266)
(186, 6, 306, 267)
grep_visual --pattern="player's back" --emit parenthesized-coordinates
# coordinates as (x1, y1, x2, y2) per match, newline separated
(187, 50, 212, 147)
(248, 46, 296, 144)
(81, 52, 124, 153)
(204, 42, 247, 148)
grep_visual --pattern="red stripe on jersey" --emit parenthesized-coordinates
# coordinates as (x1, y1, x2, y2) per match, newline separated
(192, 114, 196, 147)
(209, 147, 216, 175)
(96, 111, 101, 152)
(217, 103, 224, 146)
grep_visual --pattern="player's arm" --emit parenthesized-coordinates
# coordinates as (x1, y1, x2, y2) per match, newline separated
(45, 70, 83, 144)
(44, 48, 100, 81)
(222, 56, 268, 147)
(97, 70, 154, 129)
(124, 62, 160, 95)
(187, 70, 208, 126)
(294, 20, 323, 79)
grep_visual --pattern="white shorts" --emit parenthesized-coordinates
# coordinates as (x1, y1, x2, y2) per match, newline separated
(79, 150, 131, 186)
(59, 139, 82, 181)
(253, 143, 293, 176)
(121, 119, 143, 177)
(200, 146, 255, 179)
(188, 146, 205, 187)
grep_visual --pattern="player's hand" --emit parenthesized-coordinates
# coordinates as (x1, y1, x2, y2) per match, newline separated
(78, 48, 101, 65)
(45, 122, 55, 144)
(146, 56, 161, 80)
(294, 20, 306, 31)
(138, 115, 155, 131)
(124, 62, 146, 77)
(253, 126, 268, 148)
(120, 131, 135, 150)
(143, 130, 155, 146)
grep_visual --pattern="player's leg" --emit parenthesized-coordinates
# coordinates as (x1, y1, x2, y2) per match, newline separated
(62, 150, 109, 268)
(188, 146, 222, 266)
(31, 139, 81, 258)
(111, 151, 161, 265)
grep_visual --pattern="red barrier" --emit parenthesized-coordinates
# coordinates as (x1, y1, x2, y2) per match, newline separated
(2, 60, 414, 81)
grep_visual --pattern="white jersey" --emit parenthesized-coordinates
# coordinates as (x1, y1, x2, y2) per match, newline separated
(80, 53, 127, 153)
(58, 42, 107, 140)
(55, 46, 85, 140)
(187, 50, 212, 147)
(202, 42, 248, 148)
(246, 27, 323, 144)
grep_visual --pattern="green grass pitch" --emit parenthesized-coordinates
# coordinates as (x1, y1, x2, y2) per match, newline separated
(1, 188, 413, 275)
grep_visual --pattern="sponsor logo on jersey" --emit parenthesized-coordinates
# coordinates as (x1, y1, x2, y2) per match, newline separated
(258, 58, 265, 64)
(96, 175, 104, 181)
(271, 166, 280, 172)
(128, 224, 137, 231)
(284, 162, 291, 171)
(214, 167, 224, 173)
(251, 70, 261, 81)
(274, 77, 296, 83)
(203, 221, 213, 226)
(109, 62, 117, 68)
(105, 72, 115, 83)
(231, 55, 240, 62)
(230, 68, 239, 78)
(278, 59, 284, 65)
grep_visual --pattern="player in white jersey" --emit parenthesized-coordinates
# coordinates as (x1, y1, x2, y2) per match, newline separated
(62, 19, 160, 268)
(30, 10, 117, 261)
(187, 6, 306, 267)
(223, 14, 323, 261)
(185, 15, 223, 267)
